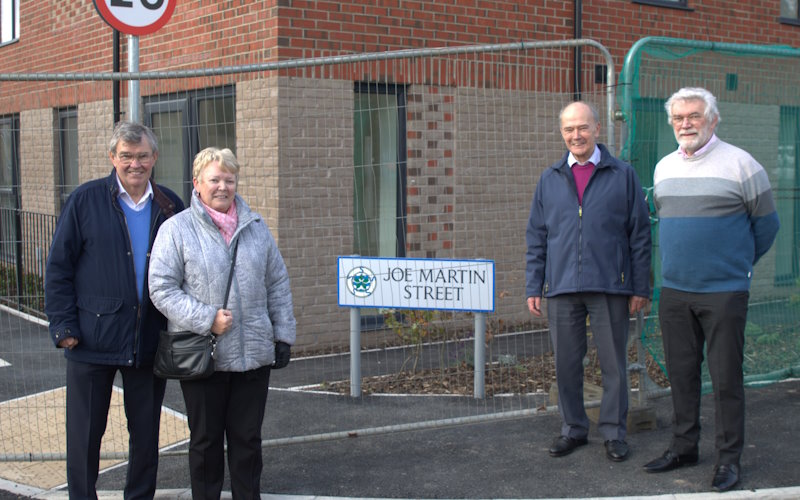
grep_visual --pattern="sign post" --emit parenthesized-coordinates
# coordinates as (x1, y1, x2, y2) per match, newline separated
(93, 0, 176, 122)
(338, 256, 495, 398)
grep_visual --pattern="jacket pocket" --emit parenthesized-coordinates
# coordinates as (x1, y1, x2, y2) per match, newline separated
(76, 296, 125, 351)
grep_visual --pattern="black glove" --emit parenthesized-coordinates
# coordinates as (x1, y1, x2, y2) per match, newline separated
(273, 341, 291, 369)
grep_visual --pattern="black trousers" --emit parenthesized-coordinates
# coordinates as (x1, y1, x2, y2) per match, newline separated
(659, 287, 749, 466)
(180, 366, 271, 500)
(65, 359, 166, 500)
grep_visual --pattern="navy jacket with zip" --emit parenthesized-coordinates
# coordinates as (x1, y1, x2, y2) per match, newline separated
(45, 169, 184, 367)
(525, 143, 651, 300)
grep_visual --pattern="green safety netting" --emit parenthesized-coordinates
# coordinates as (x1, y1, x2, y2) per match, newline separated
(619, 38, 800, 392)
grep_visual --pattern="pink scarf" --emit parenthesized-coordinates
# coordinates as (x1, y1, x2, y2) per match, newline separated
(200, 197, 238, 245)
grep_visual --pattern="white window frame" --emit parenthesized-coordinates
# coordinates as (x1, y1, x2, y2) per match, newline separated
(1, 0, 19, 45)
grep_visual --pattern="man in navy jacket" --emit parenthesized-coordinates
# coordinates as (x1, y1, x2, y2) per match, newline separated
(45, 121, 184, 499)
(526, 101, 651, 463)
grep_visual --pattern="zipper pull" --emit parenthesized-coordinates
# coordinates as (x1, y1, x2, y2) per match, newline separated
(579, 206, 582, 217)
(621, 272, 625, 283)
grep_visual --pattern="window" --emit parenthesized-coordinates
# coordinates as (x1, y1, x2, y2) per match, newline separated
(632, 0, 691, 10)
(353, 83, 407, 258)
(143, 86, 235, 203)
(0, 0, 19, 45)
(775, 107, 800, 284)
(0, 115, 19, 263)
(56, 108, 79, 208)
(780, 0, 800, 22)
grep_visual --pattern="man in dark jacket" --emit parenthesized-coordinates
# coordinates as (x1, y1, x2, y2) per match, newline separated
(526, 101, 651, 463)
(45, 121, 184, 499)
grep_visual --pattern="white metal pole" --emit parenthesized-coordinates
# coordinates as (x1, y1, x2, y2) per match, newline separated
(350, 308, 361, 397)
(127, 35, 140, 122)
(474, 312, 486, 398)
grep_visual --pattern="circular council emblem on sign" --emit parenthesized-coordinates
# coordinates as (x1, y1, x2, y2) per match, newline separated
(346, 266, 377, 298)
(93, 0, 176, 36)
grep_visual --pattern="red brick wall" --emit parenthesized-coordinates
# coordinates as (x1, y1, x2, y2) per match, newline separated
(581, 1, 798, 59)
(1, 1, 796, 79)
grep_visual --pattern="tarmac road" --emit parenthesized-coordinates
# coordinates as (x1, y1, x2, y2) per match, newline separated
(3, 377, 795, 500)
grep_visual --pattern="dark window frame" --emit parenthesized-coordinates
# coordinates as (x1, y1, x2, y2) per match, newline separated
(632, 0, 693, 11)
(779, 0, 800, 26)
(143, 85, 235, 203)
(56, 107, 79, 209)
(353, 81, 408, 259)
(0, 114, 20, 265)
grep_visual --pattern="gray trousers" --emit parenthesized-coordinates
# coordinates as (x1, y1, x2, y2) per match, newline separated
(659, 287, 749, 466)
(548, 293, 630, 442)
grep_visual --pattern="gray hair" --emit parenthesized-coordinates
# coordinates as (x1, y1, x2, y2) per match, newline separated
(108, 121, 159, 155)
(664, 87, 721, 125)
(193, 147, 240, 181)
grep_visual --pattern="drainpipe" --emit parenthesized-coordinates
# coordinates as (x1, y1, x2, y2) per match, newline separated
(113, 30, 121, 124)
(574, 0, 582, 101)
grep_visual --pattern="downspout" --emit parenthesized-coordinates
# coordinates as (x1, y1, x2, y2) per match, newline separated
(573, 0, 582, 101)
(113, 30, 121, 124)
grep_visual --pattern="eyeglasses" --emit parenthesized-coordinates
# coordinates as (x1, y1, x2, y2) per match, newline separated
(671, 113, 704, 125)
(116, 152, 154, 165)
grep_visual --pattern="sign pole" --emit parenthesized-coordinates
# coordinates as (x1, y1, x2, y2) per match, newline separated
(128, 34, 140, 123)
(473, 312, 486, 399)
(93, 0, 176, 123)
(350, 308, 362, 397)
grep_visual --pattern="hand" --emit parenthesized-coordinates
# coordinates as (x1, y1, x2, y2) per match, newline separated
(273, 341, 291, 369)
(629, 296, 649, 315)
(211, 309, 233, 335)
(58, 337, 79, 349)
(527, 296, 542, 317)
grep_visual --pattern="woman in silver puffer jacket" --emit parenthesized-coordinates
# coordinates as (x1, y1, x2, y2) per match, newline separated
(149, 147, 296, 500)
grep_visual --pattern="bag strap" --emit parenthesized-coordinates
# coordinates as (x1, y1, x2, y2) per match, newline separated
(222, 238, 240, 309)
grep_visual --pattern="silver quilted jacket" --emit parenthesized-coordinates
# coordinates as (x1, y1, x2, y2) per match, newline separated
(148, 192, 296, 372)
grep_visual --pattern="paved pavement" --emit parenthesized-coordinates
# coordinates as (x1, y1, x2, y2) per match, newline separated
(1, 377, 798, 500)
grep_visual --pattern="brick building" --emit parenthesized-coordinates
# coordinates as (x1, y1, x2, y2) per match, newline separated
(0, 1, 798, 348)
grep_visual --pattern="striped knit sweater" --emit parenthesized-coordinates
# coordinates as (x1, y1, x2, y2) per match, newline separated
(653, 138, 780, 293)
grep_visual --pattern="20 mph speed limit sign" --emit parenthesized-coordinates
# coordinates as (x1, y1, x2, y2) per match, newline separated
(93, 0, 176, 36)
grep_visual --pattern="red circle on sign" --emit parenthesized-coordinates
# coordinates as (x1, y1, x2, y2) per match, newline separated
(93, 0, 176, 36)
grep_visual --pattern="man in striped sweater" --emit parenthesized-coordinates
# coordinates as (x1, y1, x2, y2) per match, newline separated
(642, 87, 780, 493)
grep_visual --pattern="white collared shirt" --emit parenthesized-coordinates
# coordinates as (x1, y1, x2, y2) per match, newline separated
(567, 146, 600, 168)
(115, 175, 154, 211)
(678, 133, 718, 159)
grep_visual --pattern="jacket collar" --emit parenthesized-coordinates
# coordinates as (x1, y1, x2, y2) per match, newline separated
(105, 169, 178, 218)
(556, 143, 612, 173)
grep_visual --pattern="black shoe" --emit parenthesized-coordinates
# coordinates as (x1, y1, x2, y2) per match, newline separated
(712, 464, 740, 492)
(605, 440, 629, 462)
(548, 435, 588, 457)
(642, 449, 699, 473)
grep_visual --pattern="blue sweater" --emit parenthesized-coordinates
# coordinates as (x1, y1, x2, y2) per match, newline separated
(121, 201, 152, 302)
(653, 139, 780, 293)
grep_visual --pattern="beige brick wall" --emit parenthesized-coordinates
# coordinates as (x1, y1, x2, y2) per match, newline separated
(238, 76, 355, 349)
(78, 100, 117, 185)
(19, 109, 57, 216)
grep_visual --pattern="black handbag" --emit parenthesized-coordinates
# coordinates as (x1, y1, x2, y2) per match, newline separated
(153, 240, 238, 380)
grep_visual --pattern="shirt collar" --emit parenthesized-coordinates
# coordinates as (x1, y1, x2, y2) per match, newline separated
(115, 174, 153, 211)
(678, 133, 718, 159)
(568, 146, 600, 168)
